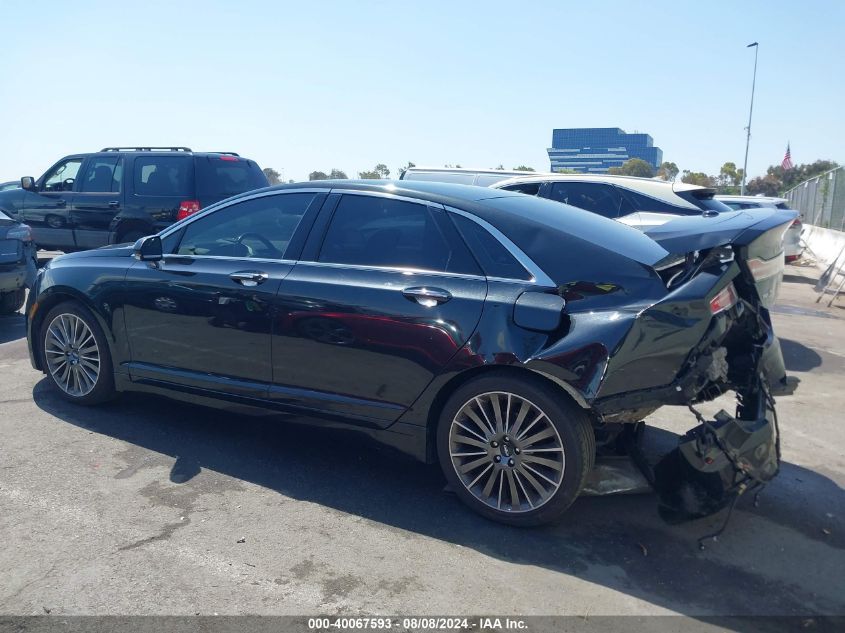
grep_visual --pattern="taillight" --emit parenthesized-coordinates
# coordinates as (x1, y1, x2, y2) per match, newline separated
(177, 200, 201, 221)
(7, 224, 33, 242)
(790, 218, 802, 228)
(219, 155, 239, 162)
(710, 283, 738, 315)
(747, 256, 784, 282)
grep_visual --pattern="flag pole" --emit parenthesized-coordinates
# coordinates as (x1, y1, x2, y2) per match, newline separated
(740, 42, 759, 196)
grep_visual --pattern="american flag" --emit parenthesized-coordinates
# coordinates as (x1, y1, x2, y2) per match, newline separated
(782, 144, 794, 170)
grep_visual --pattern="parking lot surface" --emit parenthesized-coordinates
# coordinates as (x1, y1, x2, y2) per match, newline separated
(0, 263, 843, 619)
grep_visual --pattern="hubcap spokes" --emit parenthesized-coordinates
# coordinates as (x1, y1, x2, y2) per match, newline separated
(44, 313, 100, 397)
(449, 391, 565, 513)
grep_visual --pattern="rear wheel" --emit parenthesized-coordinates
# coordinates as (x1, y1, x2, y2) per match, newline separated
(40, 301, 116, 405)
(0, 289, 25, 314)
(437, 372, 595, 526)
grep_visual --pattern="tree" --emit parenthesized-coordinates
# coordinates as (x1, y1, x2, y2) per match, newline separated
(309, 171, 329, 181)
(358, 169, 379, 179)
(745, 174, 781, 197)
(746, 159, 838, 196)
(607, 158, 654, 178)
(513, 165, 535, 172)
(554, 168, 579, 174)
(397, 161, 416, 176)
(328, 169, 348, 179)
(492, 164, 505, 170)
(374, 163, 390, 178)
(656, 161, 679, 182)
(263, 167, 281, 185)
(681, 170, 716, 187)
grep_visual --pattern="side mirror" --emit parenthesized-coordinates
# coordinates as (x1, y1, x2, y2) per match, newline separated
(20, 176, 35, 191)
(134, 235, 163, 261)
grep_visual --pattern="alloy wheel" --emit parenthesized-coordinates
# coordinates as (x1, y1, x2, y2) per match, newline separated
(44, 313, 101, 397)
(448, 391, 565, 513)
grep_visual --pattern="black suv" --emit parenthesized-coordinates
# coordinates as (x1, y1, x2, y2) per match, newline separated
(0, 147, 269, 251)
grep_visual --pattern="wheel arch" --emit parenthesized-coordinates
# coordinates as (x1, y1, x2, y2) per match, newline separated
(423, 364, 593, 463)
(30, 286, 116, 372)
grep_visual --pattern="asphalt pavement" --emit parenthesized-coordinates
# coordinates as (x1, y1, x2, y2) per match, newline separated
(0, 261, 843, 620)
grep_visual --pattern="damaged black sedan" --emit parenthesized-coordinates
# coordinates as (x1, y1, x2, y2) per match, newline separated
(25, 181, 796, 526)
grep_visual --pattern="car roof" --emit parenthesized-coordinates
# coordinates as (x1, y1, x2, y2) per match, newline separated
(402, 166, 554, 177)
(715, 194, 788, 203)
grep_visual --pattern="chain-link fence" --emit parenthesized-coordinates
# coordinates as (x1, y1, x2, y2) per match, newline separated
(784, 166, 845, 230)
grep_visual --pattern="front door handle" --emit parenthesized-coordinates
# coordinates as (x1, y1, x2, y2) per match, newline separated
(55, 199, 67, 207)
(402, 286, 452, 307)
(108, 200, 120, 208)
(230, 271, 268, 287)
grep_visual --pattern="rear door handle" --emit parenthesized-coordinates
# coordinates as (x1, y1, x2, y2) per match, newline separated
(230, 271, 269, 287)
(108, 200, 120, 208)
(402, 286, 452, 307)
(55, 199, 67, 207)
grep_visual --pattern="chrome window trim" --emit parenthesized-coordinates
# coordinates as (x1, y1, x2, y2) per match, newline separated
(157, 188, 327, 240)
(445, 206, 556, 288)
(162, 254, 297, 266)
(292, 259, 487, 282)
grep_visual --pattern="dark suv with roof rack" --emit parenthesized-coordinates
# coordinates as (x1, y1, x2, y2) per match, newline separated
(0, 147, 269, 251)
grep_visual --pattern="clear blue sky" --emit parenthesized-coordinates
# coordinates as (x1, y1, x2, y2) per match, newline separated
(1, 0, 842, 182)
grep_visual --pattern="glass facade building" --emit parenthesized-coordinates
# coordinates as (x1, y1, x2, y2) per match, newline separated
(547, 128, 663, 173)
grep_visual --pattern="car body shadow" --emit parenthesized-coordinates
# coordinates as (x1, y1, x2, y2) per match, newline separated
(779, 338, 823, 372)
(32, 381, 845, 622)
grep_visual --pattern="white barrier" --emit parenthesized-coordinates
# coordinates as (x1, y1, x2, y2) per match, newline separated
(802, 224, 845, 268)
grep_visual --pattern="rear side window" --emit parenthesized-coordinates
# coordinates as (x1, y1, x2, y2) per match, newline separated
(134, 156, 193, 197)
(177, 193, 315, 259)
(196, 157, 269, 198)
(451, 213, 531, 281)
(318, 195, 479, 274)
(501, 182, 541, 196)
(674, 191, 732, 214)
(80, 157, 122, 193)
(548, 182, 622, 218)
(620, 188, 691, 214)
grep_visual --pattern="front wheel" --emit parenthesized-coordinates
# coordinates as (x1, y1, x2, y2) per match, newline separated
(40, 301, 116, 405)
(437, 372, 595, 526)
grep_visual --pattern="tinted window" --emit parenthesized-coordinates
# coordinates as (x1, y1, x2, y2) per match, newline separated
(619, 188, 688, 214)
(548, 182, 622, 218)
(196, 157, 269, 198)
(42, 159, 83, 192)
(675, 191, 732, 213)
(176, 193, 314, 259)
(80, 157, 122, 193)
(501, 182, 541, 196)
(451, 214, 531, 280)
(134, 156, 193, 197)
(319, 195, 477, 274)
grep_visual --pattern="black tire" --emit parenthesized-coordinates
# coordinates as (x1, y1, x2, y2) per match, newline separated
(0, 289, 25, 314)
(437, 371, 595, 526)
(40, 301, 116, 405)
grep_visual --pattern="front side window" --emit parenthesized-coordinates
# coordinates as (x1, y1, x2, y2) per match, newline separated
(548, 182, 622, 218)
(176, 193, 315, 259)
(318, 195, 476, 274)
(80, 157, 122, 193)
(134, 156, 193, 197)
(42, 159, 83, 192)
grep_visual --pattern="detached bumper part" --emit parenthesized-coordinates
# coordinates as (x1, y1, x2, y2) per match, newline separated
(653, 409, 779, 524)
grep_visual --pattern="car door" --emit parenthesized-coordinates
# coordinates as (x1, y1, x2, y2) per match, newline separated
(122, 190, 323, 397)
(269, 192, 488, 428)
(71, 156, 124, 249)
(22, 157, 84, 249)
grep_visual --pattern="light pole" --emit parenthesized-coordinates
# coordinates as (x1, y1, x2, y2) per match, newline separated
(740, 42, 759, 195)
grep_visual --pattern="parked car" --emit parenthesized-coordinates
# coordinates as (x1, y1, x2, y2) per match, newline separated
(400, 166, 550, 187)
(26, 180, 796, 525)
(0, 147, 268, 252)
(490, 174, 732, 228)
(0, 181, 21, 192)
(716, 195, 803, 262)
(0, 210, 37, 314)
